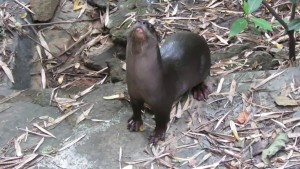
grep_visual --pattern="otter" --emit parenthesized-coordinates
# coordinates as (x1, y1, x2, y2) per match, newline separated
(126, 20, 211, 144)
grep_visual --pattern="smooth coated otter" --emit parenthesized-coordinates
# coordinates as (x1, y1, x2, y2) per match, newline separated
(126, 20, 211, 144)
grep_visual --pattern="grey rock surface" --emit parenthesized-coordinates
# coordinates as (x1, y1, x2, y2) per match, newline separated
(109, 0, 149, 45)
(87, 0, 109, 9)
(106, 57, 126, 83)
(211, 43, 255, 63)
(248, 51, 275, 70)
(30, 0, 59, 22)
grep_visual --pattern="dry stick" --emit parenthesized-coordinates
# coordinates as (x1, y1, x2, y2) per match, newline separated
(24, 33, 61, 61)
(13, 0, 35, 14)
(262, 0, 296, 63)
(21, 18, 100, 27)
(57, 26, 93, 57)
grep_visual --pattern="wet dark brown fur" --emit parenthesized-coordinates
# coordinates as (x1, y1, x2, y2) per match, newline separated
(126, 20, 211, 144)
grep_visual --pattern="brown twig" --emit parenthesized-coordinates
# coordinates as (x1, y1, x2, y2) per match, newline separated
(57, 25, 93, 57)
(21, 18, 101, 27)
(262, 0, 296, 62)
(13, 0, 35, 14)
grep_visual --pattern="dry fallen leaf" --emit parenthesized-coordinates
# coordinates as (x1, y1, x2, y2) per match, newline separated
(33, 137, 44, 153)
(14, 139, 22, 157)
(0, 60, 14, 83)
(59, 134, 86, 151)
(235, 111, 250, 124)
(230, 120, 240, 141)
(33, 123, 56, 138)
(103, 93, 125, 100)
(76, 104, 94, 124)
(37, 31, 53, 59)
(58, 75, 64, 84)
(274, 96, 298, 106)
(73, 0, 84, 10)
(227, 79, 237, 103)
(216, 78, 224, 93)
(41, 68, 46, 89)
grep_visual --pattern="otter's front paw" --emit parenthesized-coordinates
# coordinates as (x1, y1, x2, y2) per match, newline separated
(192, 83, 210, 101)
(148, 128, 166, 145)
(127, 117, 143, 132)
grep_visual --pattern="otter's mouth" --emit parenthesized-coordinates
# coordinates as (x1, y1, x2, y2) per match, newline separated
(133, 26, 146, 40)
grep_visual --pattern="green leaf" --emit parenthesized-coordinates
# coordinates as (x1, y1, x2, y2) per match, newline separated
(251, 17, 273, 31)
(229, 18, 248, 37)
(290, 0, 297, 4)
(248, 0, 262, 13)
(262, 133, 288, 164)
(243, 1, 250, 15)
(288, 18, 300, 31)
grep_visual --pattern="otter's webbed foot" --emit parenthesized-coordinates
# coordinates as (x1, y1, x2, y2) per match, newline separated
(192, 83, 210, 101)
(148, 127, 166, 145)
(127, 117, 143, 132)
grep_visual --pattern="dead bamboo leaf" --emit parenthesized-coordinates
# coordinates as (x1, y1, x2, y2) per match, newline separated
(0, 60, 14, 83)
(33, 137, 44, 153)
(58, 134, 86, 151)
(14, 154, 39, 169)
(216, 78, 224, 93)
(230, 120, 240, 141)
(46, 108, 80, 127)
(37, 31, 53, 59)
(105, 3, 109, 27)
(254, 111, 294, 117)
(175, 102, 183, 118)
(171, 4, 178, 16)
(103, 93, 125, 100)
(14, 139, 22, 157)
(33, 123, 56, 138)
(197, 153, 212, 166)
(36, 45, 43, 62)
(182, 95, 191, 112)
(252, 70, 286, 90)
(91, 119, 110, 122)
(122, 165, 133, 169)
(41, 68, 46, 89)
(18, 128, 52, 138)
(214, 109, 232, 130)
(271, 119, 287, 129)
(71, 84, 95, 99)
(227, 79, 237, 103)
(76, 104, 94, 124)
(119, 147, 122, 169)
(78, 3, 87, 18)
(215, 34, 228, 45)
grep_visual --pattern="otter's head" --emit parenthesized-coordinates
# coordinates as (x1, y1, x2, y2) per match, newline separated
(127, 20, 159, 45)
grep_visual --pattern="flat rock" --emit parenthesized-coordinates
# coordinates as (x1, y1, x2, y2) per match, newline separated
(30, 0, 59, 22)
(87, 0, 109, 9)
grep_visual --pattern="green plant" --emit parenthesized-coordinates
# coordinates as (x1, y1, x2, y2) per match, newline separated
(229, 0, 300, 63)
